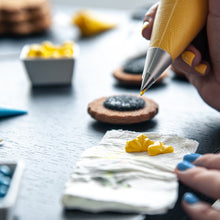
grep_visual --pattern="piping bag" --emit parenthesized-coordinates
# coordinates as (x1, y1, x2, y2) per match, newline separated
(140, 0, 208, 95)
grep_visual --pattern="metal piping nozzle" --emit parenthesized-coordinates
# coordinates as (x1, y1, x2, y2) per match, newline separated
(140, 47, 172, 94)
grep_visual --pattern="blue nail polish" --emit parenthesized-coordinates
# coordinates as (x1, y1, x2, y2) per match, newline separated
(177, 160, 195, 171)
(183, 192, 199, 204)
(183, 153, 201, 162)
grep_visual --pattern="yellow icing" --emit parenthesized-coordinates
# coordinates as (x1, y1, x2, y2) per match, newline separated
(72, 10, 116, 37)
(148, 141, 174, 156)
(125, 134, 174, 156)
(140, 89, 146, 96)
(125, 134, 154, 153)
(27, 41, 74, 58)
(150, 0, 208, 60)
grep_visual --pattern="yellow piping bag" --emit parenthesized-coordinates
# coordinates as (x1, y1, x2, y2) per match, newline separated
(140, 0, 208, 94)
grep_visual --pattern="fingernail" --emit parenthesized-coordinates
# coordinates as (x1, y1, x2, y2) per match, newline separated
(183, 153, 201, 162)
(142, 21, 149, 31)
(181, 51, 195, 66)
(177, 160, 195, 171)
(195, 64, 207, 75)
(183, 192, 199, 204)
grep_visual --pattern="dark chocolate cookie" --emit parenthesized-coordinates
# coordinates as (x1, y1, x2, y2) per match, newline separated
(123, 57, 146, 74)
(113, 56, 168, 85)
(88, 94, 158, 124)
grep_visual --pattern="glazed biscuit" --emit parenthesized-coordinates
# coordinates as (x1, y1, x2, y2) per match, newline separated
(0, 0, 48, 12)
(0, 2, 50, 23)
(113, 67, 168, 85)
(0, 13, 51, 35)
(113, 56, 168, 85)
(88, 94, 158, 124)
(0, 0, 51, 35)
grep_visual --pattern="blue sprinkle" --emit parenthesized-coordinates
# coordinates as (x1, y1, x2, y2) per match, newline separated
(0, 185, 8, 198)
(0, 176, 11, 187)
(0, 165, 12, 176)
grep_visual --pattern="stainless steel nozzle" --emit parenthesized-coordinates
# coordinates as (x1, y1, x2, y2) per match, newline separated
(140, 47, 172, 93)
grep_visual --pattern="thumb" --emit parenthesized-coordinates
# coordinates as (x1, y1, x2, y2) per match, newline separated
(182, 193, 220, 220)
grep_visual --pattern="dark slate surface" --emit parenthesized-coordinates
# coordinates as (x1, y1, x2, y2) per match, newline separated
(0, 4, 219, 220)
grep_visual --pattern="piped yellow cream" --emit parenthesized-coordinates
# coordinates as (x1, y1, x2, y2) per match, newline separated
(125, 134, 154, 153)
(125, 134, 174, 156)
(150, 0, 208, 60)
(148, 141, 174, 156)
(140, 89, 146, 96)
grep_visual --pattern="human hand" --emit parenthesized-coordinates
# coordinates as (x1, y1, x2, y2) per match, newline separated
(142, 1, 220, 111)
(175, 153, 220, 220)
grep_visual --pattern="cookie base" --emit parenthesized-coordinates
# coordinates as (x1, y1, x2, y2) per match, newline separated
(88, 95, 158, 124)
(113, 67, 168, 85)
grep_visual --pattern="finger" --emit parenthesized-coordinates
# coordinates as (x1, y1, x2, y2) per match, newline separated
(209, 0, 220, 17)
(142, 3, 159, 40)
(182, 193, 220, 220)
(172, 46, 212, 91)
(194, 153, 220, 170)
(181, 44, 202, 67)
(183, 153, 220, 170)
(175, 161, 220, 199)
(173, 44, 211, 76)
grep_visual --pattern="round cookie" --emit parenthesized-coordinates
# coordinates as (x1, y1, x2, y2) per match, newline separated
(7, 14, 51, 35)
(0, 0, 51, 35)
(88, 94, 158, 124)
(0, 2, 50, 23)
(113, 56, 168, 85)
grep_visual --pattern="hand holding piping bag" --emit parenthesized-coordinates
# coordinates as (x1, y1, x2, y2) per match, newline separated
(175, 153, 220, 220)
(142, 0, 220, 111)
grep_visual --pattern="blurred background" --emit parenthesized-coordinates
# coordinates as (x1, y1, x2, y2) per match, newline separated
(50, 0, 156, 9)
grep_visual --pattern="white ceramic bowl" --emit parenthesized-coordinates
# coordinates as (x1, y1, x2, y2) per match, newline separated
(20, 44, 78, 86)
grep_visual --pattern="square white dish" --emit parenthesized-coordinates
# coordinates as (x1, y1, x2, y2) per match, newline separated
(20, 44, 78, 86)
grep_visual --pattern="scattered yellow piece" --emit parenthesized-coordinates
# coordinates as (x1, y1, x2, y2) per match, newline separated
(125, 134, 154, 153)
(125, 134, 174, 156)
(140, 89, 146, 96)
(72, 10, 116, 37)
(148, 141, 174, 156)
(27, 41, 75, 58)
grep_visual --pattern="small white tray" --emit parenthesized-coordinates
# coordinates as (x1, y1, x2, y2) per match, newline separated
(0, 161, 24, 220)
(20, 44, 79, 86)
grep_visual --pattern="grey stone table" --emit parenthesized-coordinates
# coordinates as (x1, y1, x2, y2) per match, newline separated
(0, 4, 219, 220)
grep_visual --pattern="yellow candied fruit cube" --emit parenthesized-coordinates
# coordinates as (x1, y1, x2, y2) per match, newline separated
(50, 51, 61, 58)
(41, 41, 54, 50)
(40, 50, 50, 58)
(58, 48, 73, 57)
(27, 41, 74, 58)
(27, 44, 44, 57)
(148, 141, 174, 156)
(125, 134, 154, 153)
